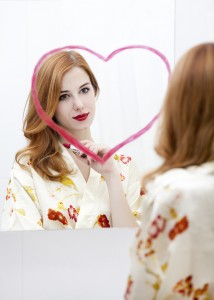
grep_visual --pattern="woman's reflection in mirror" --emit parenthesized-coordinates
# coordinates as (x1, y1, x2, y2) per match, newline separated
(1, 51, 145, 230)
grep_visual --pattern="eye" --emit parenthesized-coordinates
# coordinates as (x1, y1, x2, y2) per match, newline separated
(80, 87, 90, 94)
(59, 93, 70, 101)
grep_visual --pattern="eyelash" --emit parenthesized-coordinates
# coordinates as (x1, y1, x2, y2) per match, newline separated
(59, 87, 90, 101)
(59, 94, 70, 101)
(80, 87, 90, 94)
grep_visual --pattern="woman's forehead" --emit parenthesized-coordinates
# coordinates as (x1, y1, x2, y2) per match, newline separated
(61, 67, 90, 90)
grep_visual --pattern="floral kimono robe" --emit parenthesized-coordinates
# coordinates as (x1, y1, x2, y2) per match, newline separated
(2, 144, 144, 230)
(125, 161, 214, 300)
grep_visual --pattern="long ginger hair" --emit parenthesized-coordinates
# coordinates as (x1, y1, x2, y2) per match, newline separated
(143, 43, 214, 185)
(16, 51, 99, 181)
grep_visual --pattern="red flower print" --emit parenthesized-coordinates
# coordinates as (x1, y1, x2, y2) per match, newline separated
(48, 209, 68, 225)
(124, 275, 133, 300)
(173, 275, 193, 296)
(173, 275, 209, 299)
(6, 186, 11, 201)
(169, 216, 188, 240)
(68, 205, 79, 222)
(148, 215, 166, 239)
(194, 283, 209, 299)
(140, 188, 145, 196)
(97, 214, 110, 228)
(120, 155, 132, 164)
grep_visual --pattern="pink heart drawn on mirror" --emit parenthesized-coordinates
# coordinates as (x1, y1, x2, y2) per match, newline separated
(32, 45, 171, 164)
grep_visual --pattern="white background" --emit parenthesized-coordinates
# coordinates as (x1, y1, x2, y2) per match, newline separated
(0, 1, 214, 298)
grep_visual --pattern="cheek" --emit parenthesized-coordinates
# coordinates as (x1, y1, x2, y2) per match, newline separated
(87, 96, 96, 109)
(54, 106, 61, 118)
(54, 103, 67, 120)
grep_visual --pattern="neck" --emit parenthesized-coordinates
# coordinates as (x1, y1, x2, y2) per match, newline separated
(60, 129, 94, 144)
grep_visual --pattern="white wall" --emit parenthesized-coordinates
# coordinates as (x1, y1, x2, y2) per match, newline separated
(0, 0, 214, 223)
(0, 228, 136, 300)
(175, 0, 214, 59)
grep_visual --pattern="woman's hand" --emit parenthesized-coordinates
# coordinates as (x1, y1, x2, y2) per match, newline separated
(79, 140, 118, 177)
(79, 140, 137, 227)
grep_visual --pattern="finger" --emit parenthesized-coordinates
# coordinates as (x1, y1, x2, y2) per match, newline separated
(72, 148, 81, 156)
(88, 145, 99, 154)
(80, 141, 95, 155)
(80, 141, 109, 158)
(80, 140, 91, 143)
(86, 143, 109, 154)
(72, 148, 87, 158)
(80, 140, 94, 147)
(81, 142, 99, 156)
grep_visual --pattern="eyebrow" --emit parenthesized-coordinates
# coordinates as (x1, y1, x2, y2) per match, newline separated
(60, 82, 90, 94)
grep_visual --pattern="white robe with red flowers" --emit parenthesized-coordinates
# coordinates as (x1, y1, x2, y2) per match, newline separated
(1, 143, 144, 230)
(125, 161, 214, 300)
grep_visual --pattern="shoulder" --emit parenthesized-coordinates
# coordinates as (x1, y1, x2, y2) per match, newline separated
(113, 153, 140, 177)
(11, 155, 32, 178)
(148, 162, 214, 192)
(12, 154, 30, 168)
(145, 162, 214, 218)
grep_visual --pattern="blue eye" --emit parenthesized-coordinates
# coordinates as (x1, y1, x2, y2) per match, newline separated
(80, 87, 90, 94)
(59, 94, 70, 101)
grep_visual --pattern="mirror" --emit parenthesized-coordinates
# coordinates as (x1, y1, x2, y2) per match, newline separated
(0, 0, 190, 227)
(0, 0, 174, 165)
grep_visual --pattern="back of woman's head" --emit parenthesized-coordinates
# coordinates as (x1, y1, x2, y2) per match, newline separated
(16, 50, 99, 180)
(144, 43, 214, 182)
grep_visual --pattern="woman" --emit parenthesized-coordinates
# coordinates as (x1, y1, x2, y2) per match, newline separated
(1, 51, 144, 230)
(125, 43, 214, 299)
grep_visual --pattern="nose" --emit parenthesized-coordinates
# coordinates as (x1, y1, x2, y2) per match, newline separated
(73, 96, 84, 111)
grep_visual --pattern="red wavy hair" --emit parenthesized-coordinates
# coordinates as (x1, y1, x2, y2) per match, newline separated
(143, 43, 214, 185)
(16, 51, 99, 181)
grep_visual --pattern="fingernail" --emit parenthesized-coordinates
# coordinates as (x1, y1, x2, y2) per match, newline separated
(72, 149, 81, 156)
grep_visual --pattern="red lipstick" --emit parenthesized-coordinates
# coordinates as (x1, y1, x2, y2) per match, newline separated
(73, 113, 89, 121)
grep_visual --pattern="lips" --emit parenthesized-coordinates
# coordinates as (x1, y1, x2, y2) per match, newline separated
(73, 113, 89, 121)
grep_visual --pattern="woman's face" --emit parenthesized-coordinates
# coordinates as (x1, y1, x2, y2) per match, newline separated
(54, 67, 96, 135)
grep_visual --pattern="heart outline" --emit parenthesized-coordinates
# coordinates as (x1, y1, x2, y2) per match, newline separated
(32, 45, 171, 163)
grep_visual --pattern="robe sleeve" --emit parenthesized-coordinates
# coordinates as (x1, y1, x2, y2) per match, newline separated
(125, 158, 145, 225)
(1, 161, 43, 230)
